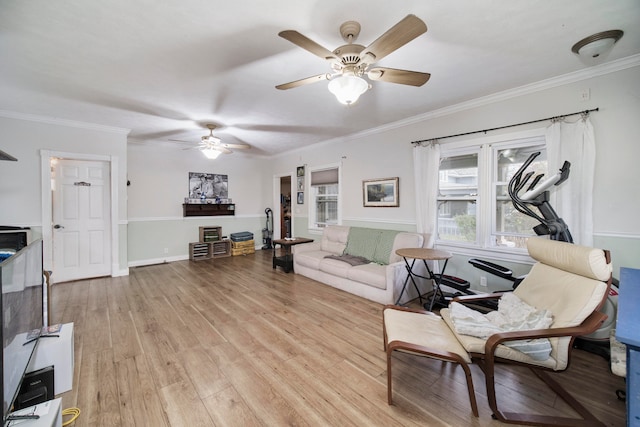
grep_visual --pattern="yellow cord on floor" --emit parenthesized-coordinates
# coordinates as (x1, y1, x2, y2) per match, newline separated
(62, 407, 80, 426)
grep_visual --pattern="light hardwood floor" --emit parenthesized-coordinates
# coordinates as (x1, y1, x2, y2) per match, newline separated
(50, 250, 627, 426)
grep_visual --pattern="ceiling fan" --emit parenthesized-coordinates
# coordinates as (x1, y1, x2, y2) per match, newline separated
(276, 14, 430, 105)
(171, 124, 250, 159)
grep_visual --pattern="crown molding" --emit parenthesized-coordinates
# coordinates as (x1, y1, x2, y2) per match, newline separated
(0, 109, 131, 135)
(321, 54, 640, 146)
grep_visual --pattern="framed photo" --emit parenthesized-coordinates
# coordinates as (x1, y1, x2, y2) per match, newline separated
(363, 177, 399, 207)
(297, 166, 305, 177)
(297, 191, 304, 204)
(188, 172, 229, 199)
(297, 176, 304, 191)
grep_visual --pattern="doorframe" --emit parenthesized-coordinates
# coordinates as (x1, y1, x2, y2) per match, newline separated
(272, 172, 295, 240)
(40, 150, 119, 278)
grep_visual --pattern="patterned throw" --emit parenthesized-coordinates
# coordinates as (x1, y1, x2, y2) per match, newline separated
(344, 227, 400, 265)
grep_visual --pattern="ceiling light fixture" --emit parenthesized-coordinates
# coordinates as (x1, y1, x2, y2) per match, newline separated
(571, 30, 623, 59)
(202, 148, 222, 159)
(328, 74, 370, 105)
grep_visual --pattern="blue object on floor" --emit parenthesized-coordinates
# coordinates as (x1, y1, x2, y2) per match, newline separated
(616, 267, 640, 427)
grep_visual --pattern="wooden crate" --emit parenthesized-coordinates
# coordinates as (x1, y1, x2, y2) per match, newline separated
(199, 226, 222, 243)
(211, 240, 231, 258)
(189, 242, 213, 261)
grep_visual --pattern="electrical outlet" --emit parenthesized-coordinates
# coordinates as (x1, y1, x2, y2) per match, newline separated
(580, 88, 590, 102)
(480, 276, 487, 287)
(164, 248, 169, 254)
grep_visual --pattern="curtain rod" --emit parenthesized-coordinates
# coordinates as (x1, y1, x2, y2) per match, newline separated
(410, 108, 599, 145)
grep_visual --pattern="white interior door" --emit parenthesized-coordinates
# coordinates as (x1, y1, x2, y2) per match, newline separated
(52, 159, 111, 283)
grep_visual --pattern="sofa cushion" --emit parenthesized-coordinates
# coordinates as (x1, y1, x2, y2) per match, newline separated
(321, 225, 350, 254)
(324, 254, 370, 266)
(347, 263, 387, 290)
(295, 250, 329, 270)
(319, 257, 352, 278)
(389, 232, 425, 264)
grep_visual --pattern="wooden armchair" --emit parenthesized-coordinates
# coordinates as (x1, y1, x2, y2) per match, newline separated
(383, 237, 612, 426)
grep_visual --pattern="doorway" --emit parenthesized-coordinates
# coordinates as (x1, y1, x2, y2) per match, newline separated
(272, 173, 294, 240)
(280, 176, 292, 239)
(41, 151, 119, 284)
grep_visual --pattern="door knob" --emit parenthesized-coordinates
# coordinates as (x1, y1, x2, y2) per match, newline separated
(53, 224, 64, 229)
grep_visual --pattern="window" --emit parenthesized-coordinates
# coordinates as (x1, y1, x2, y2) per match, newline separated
(309, 166, 340, 229)
(437, 152, 479, 244)
(493, 145, 547, 249)
(437, 134, 546, 252)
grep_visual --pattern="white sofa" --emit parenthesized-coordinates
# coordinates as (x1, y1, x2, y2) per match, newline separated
(292, 225, 430, 305)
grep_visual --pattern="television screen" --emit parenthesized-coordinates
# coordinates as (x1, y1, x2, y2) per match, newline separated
(1, 239, 44, 421)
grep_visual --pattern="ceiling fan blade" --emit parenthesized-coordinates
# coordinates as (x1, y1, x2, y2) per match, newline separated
(220, 143, 250, 150)
(276, 73, 331, 90)
(359, 15, 427, 64)
(213, 146, 232, 154)
(278, 30, 339, 63)
(367, 67, 430, 86)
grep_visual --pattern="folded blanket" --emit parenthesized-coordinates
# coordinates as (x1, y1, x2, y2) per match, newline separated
(324, 254, 371, 266)
(449, 293, 553, 361)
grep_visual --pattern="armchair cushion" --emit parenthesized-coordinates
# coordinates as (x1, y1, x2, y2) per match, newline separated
(448, 293, 553, 361)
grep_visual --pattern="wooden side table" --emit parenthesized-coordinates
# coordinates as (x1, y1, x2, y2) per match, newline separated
(395, 247, 452, 310)
(272, 238, 313, 273)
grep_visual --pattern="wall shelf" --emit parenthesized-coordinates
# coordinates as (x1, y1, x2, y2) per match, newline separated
(183, 203, 235, 217)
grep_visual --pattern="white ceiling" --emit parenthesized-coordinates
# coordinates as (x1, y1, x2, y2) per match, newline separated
(1, 1, 639, 157)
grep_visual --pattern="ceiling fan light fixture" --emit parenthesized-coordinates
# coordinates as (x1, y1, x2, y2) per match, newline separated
(571, 30, 623, 59)
(328, 75, 369, 105)
(203, 135, 221, 144)
(202, 148, 222, 159)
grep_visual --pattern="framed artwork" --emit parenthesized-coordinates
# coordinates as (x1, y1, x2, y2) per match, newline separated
(363, 177, 399, 207)
(297, 191, 304, 204)
(297, 176, 304, 191)
(189, 172, 229, 199)
(297, 166, 305, 177)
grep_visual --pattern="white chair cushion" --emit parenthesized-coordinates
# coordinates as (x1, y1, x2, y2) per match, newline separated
(527, 237, 612, 281)
(385, 308, 471, 363)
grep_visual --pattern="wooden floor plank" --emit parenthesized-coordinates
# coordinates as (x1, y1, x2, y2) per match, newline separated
(115, 354, 169, 427)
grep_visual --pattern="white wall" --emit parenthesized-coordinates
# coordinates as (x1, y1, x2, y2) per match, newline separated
(0, 114, 129, 271)
(126, 144, 270, 264)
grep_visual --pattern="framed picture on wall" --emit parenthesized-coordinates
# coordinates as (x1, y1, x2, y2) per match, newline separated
(297, 166, 305, 177)
(363, 177, 399, 207)
(188, 172, 229, 199)
(297, 176, 304, 191)
(297, 191, 304, 204)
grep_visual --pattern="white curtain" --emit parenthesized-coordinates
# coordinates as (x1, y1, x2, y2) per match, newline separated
(413, 142, 440, 247)
(545, 115, 595, 246)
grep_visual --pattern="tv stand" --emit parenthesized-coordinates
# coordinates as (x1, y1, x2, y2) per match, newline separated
(4, 398, 61, 427)
(27, 323, 74, 395)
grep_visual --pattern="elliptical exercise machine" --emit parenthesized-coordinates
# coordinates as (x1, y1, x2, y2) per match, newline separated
(468, 151, 618, 359)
